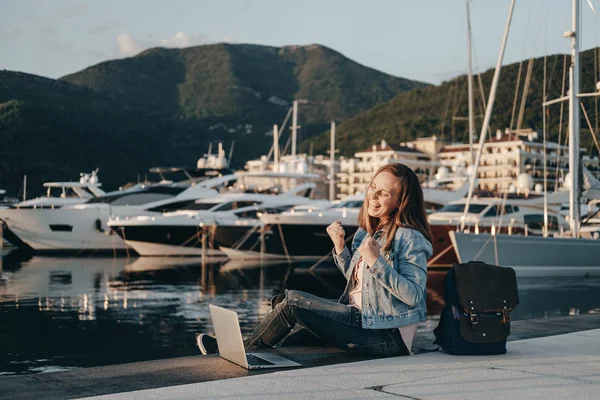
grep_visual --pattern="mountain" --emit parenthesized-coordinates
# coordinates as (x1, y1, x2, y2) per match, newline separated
(0, 43, 427, 195)
(61, 43, 427, 124)
(301, 47, 600, 157)
(0, 71, 189, 196)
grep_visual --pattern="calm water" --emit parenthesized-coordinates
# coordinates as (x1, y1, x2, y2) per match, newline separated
(1, 248, 600, 375)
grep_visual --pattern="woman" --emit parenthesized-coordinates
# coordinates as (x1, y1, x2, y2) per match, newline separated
(197, 163, 432, 357)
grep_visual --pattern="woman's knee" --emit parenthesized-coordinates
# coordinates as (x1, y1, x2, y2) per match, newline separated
(271, 290, 308, 313)
(284, 290, 306, 302)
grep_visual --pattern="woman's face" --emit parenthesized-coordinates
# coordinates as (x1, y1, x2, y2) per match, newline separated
(367, 171, 400, 220)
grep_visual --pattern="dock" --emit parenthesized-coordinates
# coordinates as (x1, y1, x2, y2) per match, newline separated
(2, 313, 600, 399)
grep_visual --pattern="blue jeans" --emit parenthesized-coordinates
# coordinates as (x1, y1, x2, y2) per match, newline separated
(244, 290, 410, 357)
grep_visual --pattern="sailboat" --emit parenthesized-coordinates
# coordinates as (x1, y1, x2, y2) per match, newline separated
(449, 0, 600, 269)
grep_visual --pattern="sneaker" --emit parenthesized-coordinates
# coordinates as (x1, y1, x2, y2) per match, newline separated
(196, 333, 218, 355)
(270, 291, 287, 310)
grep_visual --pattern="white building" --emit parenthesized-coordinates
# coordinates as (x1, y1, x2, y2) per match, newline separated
(438, 129, 600, 193)
(337, 138, 443, 198)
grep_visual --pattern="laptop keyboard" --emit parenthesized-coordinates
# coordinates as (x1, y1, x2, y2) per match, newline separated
(246, 353, 276, 366)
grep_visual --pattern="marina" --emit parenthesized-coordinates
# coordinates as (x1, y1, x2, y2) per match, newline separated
(3, 1, 600, 398)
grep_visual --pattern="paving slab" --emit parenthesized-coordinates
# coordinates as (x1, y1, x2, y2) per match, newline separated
(78, 329, 600, 400)
(2, 314, 600, 400)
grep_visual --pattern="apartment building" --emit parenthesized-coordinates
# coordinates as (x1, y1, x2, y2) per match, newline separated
(438, 129, 600, 193)
(337, 138, 443, 198)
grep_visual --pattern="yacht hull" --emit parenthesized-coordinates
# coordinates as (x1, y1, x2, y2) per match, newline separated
(123, 240, 222, 257)
(449, 231, 600, 268)
(0, 208, 128, 251)
(219, 223, 360, 260)
(112, 224, 250, 257)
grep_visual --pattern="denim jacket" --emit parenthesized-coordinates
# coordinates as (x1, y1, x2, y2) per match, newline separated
(333, 226, 432, 329)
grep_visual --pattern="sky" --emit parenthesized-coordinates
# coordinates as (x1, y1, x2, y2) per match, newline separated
(2, 0, 600, 85)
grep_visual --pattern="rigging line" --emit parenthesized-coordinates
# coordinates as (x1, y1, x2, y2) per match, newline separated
(170, 226, 205, 255)
(307, 251, 336, 274)
(426, 244, 454, 266)
(476, 73, 493, 143)
(580, 102, 600, 155)
(563, 125, 570, 192)
(469, 41, 492, 140)
(450, 79, 464, 142)
(595, 48, 599, 143)
(472, 228, 496, 262)
(278, 263, 294, 292)
(520, 0, 535, 60)
(232, 223, 261, 250)
(440, 80, 456, 138)
(493, 230, 499, 266)
(455, 77, 468, 118)
(276, 223, 292, 264)
(265, 106, 293, 161)
(555, 55, 568, 191)
(119, 227, 130, 259)
(545, 54, 560, 101)
(439, 80, 455, 140)
(308, 234, 354, 273)
(495, 181, 510, 227)
(543, 53, 549, 237)
(509, 62, 524, 131)
(460, 124, 469, 144)
(516, 58, 535, 131)
(455, 76, 468, 111)
(281, 135, 293, 157)
(112, 228, 116, 259)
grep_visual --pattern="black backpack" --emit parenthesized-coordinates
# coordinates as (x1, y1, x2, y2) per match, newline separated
(433, 261, 519, 355)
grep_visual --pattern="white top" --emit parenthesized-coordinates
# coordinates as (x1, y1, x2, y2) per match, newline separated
(349, 257, 417, 354)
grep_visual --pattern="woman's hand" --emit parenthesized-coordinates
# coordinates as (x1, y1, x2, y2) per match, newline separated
(358, 237, 381, 267)
(326, 221, 346, 254)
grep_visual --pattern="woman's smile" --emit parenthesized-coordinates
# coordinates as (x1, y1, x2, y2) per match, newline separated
(367, 171, 399, 218)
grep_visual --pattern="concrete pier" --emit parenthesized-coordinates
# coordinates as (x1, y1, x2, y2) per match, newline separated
(2, 314, 600, 400)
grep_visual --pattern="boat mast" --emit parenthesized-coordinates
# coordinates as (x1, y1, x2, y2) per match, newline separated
(466, 0, 475, 165)
(273, 125, 280, 172)
(291, 100, 298, 157)
(290, 99, 307, 157)
(461, 0, 516, 230)
(329, 121, 336, 201)
(567, 0, 581, 237)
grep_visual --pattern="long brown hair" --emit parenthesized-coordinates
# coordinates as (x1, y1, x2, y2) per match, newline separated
(358, 163, 433, 251)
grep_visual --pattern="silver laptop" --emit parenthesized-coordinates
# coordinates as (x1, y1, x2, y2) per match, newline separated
(209, 304, 301, 369)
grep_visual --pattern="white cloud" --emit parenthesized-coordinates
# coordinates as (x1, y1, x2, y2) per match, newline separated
(116, 32, 236, 58)
(159, 32, 210, 48)
(116, 33, 143, 56)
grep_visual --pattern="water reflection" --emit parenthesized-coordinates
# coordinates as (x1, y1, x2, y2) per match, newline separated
(1, 248, 600, 375)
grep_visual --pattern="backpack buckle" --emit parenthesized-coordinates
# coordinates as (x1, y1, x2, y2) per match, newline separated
(470, 313, 479, 325)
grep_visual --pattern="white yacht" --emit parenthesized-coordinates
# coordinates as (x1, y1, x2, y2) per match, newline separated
(428, 195, 569, 267)
(107, 180, 325, 256)
(0, 171, 106, 248)
(219, 194, 361, 261)
(447, 178, 600, 268)
(0, 172, 236, 252)
(449, 230, 600, 268)
(7, 170, 105, 209)
(220, 173, 471, 261)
